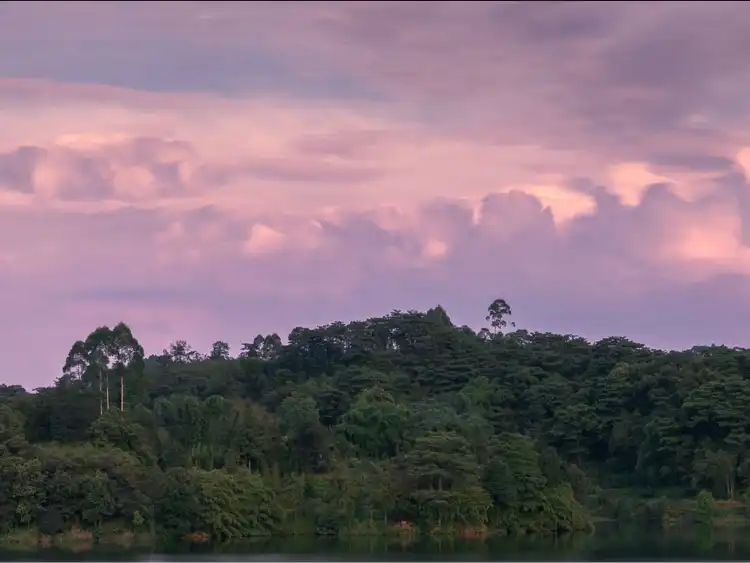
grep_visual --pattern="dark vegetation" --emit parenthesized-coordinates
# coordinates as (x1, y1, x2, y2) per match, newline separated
(1, 298, 749, 544)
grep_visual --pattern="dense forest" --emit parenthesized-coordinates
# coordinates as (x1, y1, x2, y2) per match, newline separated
(1, 298, 749, 544)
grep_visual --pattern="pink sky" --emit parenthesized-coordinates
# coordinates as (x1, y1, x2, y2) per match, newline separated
(3, 1, 750, 387)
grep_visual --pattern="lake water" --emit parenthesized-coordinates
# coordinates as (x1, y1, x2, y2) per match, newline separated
(4, 525, 750, 561)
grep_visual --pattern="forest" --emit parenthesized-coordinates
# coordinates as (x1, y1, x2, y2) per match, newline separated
(1, 298, 749, 544)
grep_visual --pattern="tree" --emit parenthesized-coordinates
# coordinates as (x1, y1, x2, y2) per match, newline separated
(485, 298, 515, 335)
(339, 387, 408, 458)
(405, 430, 483, 526)
(278, 392, 330, 472)
(81, 470, 115, 531)
(62, 324, 144, 415)
(109, 323, 145, 412)
(164, 340, 202, 364)
(405, 430, 481, 491)
(239, 335, 265, 358)
(209, 341, 231, 361)
(259, 334, 283, 361)
(63, 327, 114, 415)
(0, 404, 27, 456)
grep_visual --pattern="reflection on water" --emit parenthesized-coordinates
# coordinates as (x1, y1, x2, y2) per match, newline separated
(4, 524, 750, 561)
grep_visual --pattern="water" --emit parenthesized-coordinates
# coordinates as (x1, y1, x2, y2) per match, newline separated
(4, 525, 750, 561)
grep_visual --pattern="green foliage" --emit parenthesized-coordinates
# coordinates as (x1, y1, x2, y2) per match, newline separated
(4, 299, 749, 541)
(339, 387, 408, 458)
(155, 468, 277, 540)
(695, 490, 715, 524)
(132, 509, 145, 530)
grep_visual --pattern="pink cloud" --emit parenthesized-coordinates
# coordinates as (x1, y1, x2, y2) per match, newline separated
(3, 2, 750, 387)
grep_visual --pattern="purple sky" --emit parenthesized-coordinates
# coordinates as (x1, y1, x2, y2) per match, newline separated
(3, 1, 750, 388)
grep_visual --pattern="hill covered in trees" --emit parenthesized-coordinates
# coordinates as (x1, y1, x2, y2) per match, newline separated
(1, 299, 749, 545)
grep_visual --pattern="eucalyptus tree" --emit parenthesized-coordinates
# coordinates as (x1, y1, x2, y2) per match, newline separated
(62, 323, 144, 415)
(109, 322, 145, 411)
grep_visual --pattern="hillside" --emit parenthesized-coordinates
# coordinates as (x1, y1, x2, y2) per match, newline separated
(0, 299, 748, 543)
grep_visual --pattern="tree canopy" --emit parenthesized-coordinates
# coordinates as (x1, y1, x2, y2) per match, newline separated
(0, 299, 747, 541)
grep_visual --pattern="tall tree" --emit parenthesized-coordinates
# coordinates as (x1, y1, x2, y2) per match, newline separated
(63, 327, 112, 415)
(109, 322, 145, 411)
(485, 298, 515, 335)
(62, 323, 144, 415)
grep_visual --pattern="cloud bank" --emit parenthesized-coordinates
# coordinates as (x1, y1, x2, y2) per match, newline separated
(3, 1, 750, 387)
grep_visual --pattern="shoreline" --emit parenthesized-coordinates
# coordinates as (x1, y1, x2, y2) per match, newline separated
(0, 524, 579, 552)
(4, 490, 749, 553)
(0, 527, 155, 553)
(2, 517, 746, 554)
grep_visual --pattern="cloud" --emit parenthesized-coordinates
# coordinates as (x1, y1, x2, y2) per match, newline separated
(3, 2, 750, 387)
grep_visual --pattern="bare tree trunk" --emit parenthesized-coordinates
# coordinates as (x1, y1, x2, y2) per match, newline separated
(98, 369, 103, 416)
(120, 373, 124, 411)
(105, 373, 110, 411)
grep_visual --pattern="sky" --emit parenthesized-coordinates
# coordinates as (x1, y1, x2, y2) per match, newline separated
(3, 1, 750, 388)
